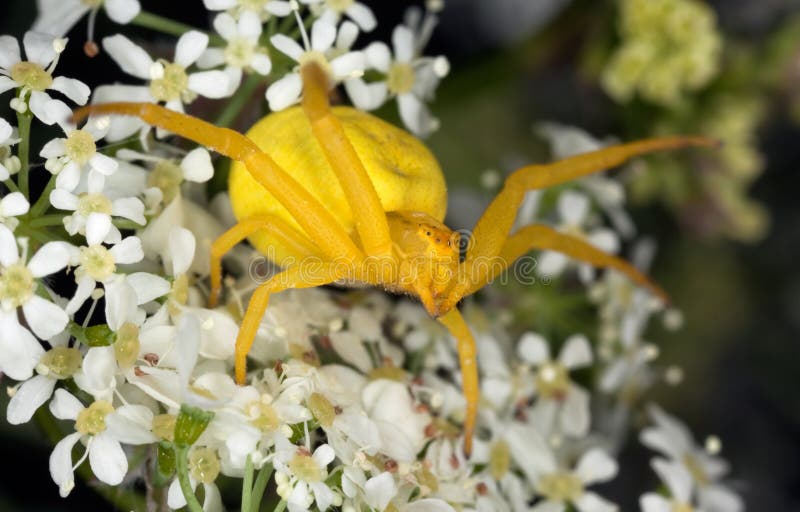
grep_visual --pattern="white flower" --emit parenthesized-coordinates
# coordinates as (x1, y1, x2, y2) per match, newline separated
(202, 0, 293, 21)
(267, 19, 365, 110)
(102, 31, 230, 115)
(0, 191, 29, 230)
(641, 458, 705, 512)
(508, 423, 619, 512)
(199, 12, 272, 94)
(40, 114, 120, 192)
(166, 446, 224, 512)
(518, 332, 593, 438)
(274, 439, 341, 512)
(0, 117, 21, 180)
(0, 32, 89, 124)
(537, 190, 620, 281)
(301, 0, 377, 32)
(65, 213, 144, 315)
(344, 23, 448, 136)
(32, 0, 141, 39)
(640, 405, 743, 512)
(48, 388, 155, 497)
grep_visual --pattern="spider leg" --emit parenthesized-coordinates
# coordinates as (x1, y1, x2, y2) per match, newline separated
(463, 224, 668, 302)
(300, 63, 393, 258)
(72, 102, 363, 263)
(437, 308, 479, 457)
(234, 262, 349, 384)
(454, 136, 717, 298)
(209, 214, 323, 308)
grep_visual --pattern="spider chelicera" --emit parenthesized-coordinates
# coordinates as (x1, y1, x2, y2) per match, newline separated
(74, 61, 715, 455)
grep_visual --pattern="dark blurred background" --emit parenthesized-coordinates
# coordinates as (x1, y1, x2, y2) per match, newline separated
(1, 0, 799, 510)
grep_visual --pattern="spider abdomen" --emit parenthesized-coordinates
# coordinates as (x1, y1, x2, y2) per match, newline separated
(229, 106, 447, 263)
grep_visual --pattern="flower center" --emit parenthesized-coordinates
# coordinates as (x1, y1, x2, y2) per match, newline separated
(298, 51, 333, 78)
(152, 413, 177, 442)
(114, 322, 140, 368)
(289, 453, 322, 482)
(239, 0, 268, 11)
(0, 263, 35, 307)
(80, 245, 116, 281)
(189, 447, 221, 484)
(148, 160, 184, 203)
(248, 400, 281, 432)
(76, 400, 114, 435)
(77, 192, 113, 217)
(489, 439, 510, 480)
(225, 38, 257, 69)
(150, 62, 189, 102)
(326, 0, 354, 13)
(534, 362, 571, 400)
(10, 61, 53, 91)
(40, 346, 82, 379)
(672, 503, 695, 512)
(683, 454, 710, 486)
(64, 129, 97, 166)
(387, 62, 416, 95)
(537, 471, 583, 502)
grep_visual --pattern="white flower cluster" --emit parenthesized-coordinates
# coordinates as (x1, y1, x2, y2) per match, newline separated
(0, 2, 744, 511)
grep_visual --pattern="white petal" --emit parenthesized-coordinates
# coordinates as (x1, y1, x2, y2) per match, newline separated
(50, 77, 91, 105)
(89, 432, 128, 485)
(337, 21, 359, 49)
(0, 117, 12, 142)
(0, 311, 44, 381)
(270, 34, 303, 61)
(392, 25, 414, 62)
(0, 223, 19, 266)
(49, 432, 83, 497)
(365, 42, 391, 72)
(238, 10, 262, 39)
(560, 385, 590, 437)
(517, 331, 550, 364)
(699, 485, 744, 512)
(344, 78, 387, 111)
(105, 405, 157, 444)
(312, 444, 335, 467)
(0, 35, 21, 70)
(23, 31, 56, 67)
(250, 54, 272, 75)
(89, 153, 119, 175)
(0, 192, 30, 217)
(345, 3, 376, 31)
(111, 197, 146, 224)
(104, 278, 137, 330)
(576, 448, 618, 485)
(40, 137, 66, 159)
(50, 388, 84, 420)
(79, 346, 116, 398)
(168, 227, 195, 275)
(265, 0, 292, 16)
(28, 91, 60, 125)
(66, 275, 95, 315)
(398, 92, 434, 136)
(538, 250, 568, 276)
(506, 422, 557, 480)
(102, 34, 153, 79)
(55, 161, 81, 191)
(28, 241, 72, 277)
(86, 212, 112, 245)
(104, 0, 141, 24)
(23, 295, 68, 339)
(197, 47, 226, 69)
(639, 494, 671, 512)
(558, 190, 590, 226)
(181, 147, 214, 182)
(559, 334, 593, 369)
(364, 472, 395, 511)
(310, 20, 336, 52)
(175, 31, 209, 68)
(188, 70, 230, 98)
(651, 458, 692, 503)
(168, 476, 189, 509)
(330, 51, 365, 80)
(176, 314, 200, 389)
(110, 236, 144, 265)
(574, 492, 618, 512)
(212, 12, 237, 41)
(7, 374, 56, 424)
(404, 500, 457, 512)
(530, 502, 565, 512)
(126, 272, 170, 304)
(266, 72, 302, 111)
(204, 0, 236, 9)
(203, 483, 223, 512)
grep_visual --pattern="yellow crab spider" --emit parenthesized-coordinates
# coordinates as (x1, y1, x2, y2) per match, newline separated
(74, 62, 716, 455)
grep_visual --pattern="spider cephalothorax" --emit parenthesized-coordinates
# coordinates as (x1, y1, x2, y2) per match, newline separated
(74, 61, 715, 454)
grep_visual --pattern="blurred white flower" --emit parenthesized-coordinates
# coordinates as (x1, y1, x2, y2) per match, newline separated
(301, 0, 377, 32)
(0, 117, 21, 180)
(203, 0, 293, 21)
(640, 458, 704, 512)
(32, 0, 141, 39)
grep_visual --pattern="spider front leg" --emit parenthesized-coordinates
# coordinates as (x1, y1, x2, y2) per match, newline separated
(209, 214, 323, 307)
(451, 136, 718, 300)
(437, 308, 479, 457)
(234, 262, 350, 384)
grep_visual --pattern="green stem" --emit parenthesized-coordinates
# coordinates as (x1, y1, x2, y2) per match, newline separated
(29, 176, 57, 217)
(16, 108, 32, 197)
(4, 178, 19, 193)
(250, 463, 274, 512)
(131, 11, 223, 45)
(273, 499, 287, 512)
(214, 73, 264, 128)
(175, 445, 204, 512)
(242, 456, 255, 512)
(28, 214, 65, 228)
